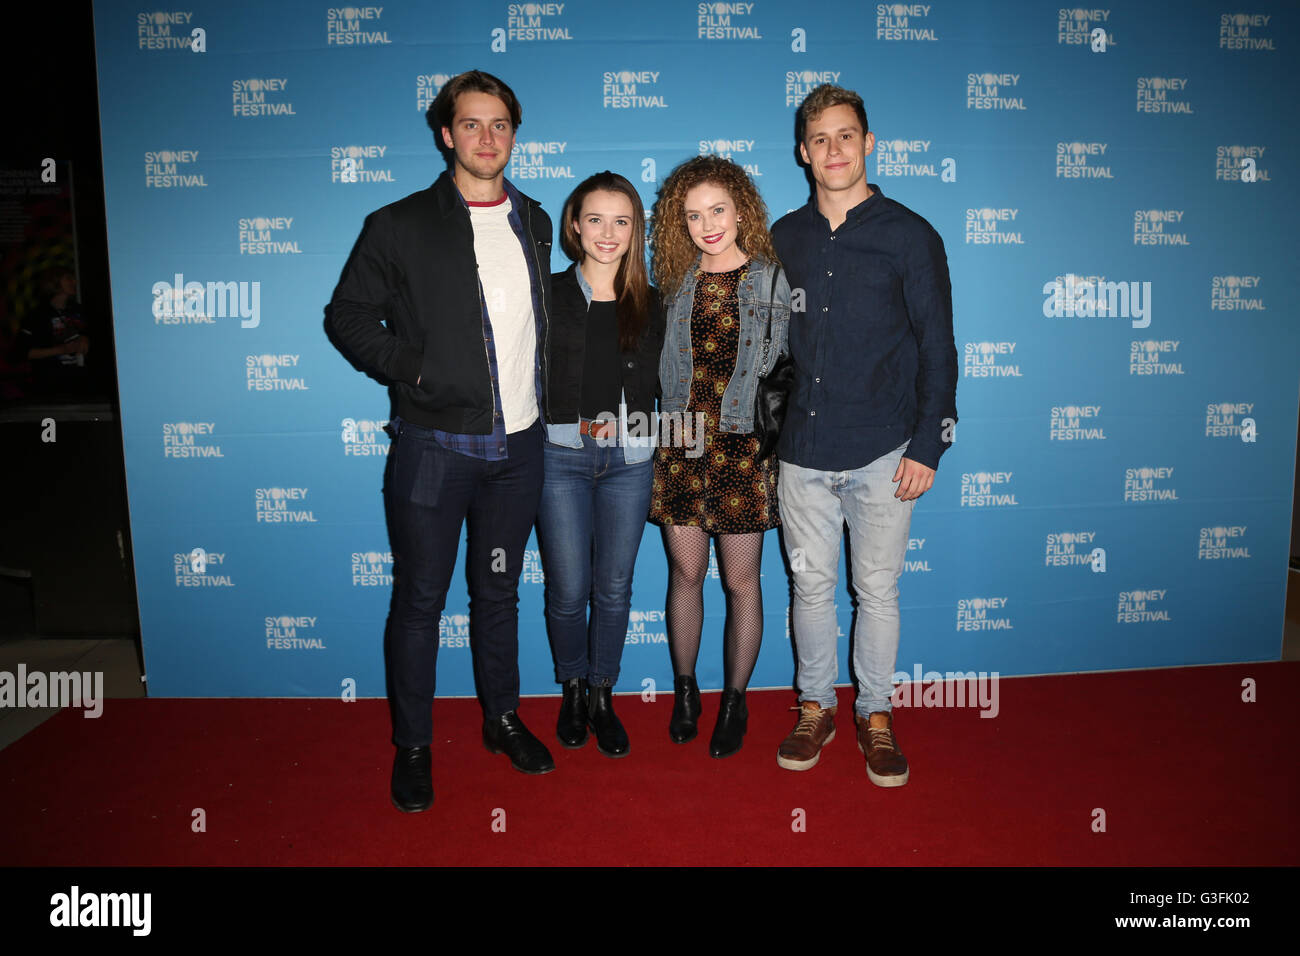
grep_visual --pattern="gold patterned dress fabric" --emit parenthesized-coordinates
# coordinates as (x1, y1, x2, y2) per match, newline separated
(650, 263, 779, 533)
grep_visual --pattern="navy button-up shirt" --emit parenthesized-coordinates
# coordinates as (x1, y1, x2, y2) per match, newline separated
(771, 184, 957, 472)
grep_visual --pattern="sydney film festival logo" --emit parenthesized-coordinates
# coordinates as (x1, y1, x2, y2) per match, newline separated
(144, 150, 206, 189)
(877, 138, 952, 179)
(1133, 209, 1188, 246)
(1215, 145, 1270, 182)
(601, 70, 668, 109)
(1049, 404, 1106, 441)
(1058, 8, 1113, 48)
(1210, 275, 1265, 311)
(785, 70, 841, 107)
(1129, 339, 1182, 376)
(498, 3, 573, 44)
(510, 141, 573, 180)
(137, 10, 198, 50)
(960, 471, 1017, 508)
(1198, 526, 1250, 560)
(963, 341, 1021, 378)
(162, 422, 222, 458)
(266, 615, 326, 650)
(1205, 402, 1255, 439)
(966, 72, 1025, 110)
(327, 6, 391, 45)
(174, 548, 232, 587)
(247, 354, 308, 392)
(1219, 12, 1274, 50)
(698, 2, 763, 40)
(1123, 466, 1177, 503)
(340, 418, 389, 455)
(351, 551, 393, 587)
(876, 3, 938, 41)
(1136, 77, 1192, 114)
(1056, 142, 1113, 179)
(254, 487, 316, 523)
(701, 139, 762, 177)
(239, 217, 300, 255)
(231, 78, 295, 117)
(1045, 531, 1106, 572)
(330, 145, 394, 184)
(964, 208, 1023, 244)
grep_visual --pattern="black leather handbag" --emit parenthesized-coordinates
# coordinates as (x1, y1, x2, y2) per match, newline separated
(752, 265, 792, 462)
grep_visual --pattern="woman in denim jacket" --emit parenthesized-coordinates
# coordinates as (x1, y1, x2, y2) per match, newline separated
(649, 156, 791, 758)
(538, 171, 665, 758)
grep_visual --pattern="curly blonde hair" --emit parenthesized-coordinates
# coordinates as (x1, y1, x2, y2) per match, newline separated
(650, 155, 779, 297)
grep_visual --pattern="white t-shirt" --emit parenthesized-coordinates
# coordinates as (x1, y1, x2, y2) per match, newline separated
(467, 196, 538, 434)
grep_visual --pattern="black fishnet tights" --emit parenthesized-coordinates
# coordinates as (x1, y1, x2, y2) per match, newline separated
(663, 526, 765, 691)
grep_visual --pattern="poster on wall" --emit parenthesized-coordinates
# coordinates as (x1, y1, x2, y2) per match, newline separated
(91, 1, 1298, 697)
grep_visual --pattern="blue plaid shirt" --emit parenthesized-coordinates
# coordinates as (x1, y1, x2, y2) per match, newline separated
(429, 178, 547, 460)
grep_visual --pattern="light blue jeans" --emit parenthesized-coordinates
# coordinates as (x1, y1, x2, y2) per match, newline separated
(777, 443, 914, 718)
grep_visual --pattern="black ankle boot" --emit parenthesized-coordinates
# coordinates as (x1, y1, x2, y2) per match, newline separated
(588, 684, 630, 757)
(709, 687, 748, 758)
(556, 677, 589, 749)
(669, 674, 702, 744)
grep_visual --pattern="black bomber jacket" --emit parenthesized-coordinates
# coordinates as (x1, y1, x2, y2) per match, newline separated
(326, 170, 552, 433)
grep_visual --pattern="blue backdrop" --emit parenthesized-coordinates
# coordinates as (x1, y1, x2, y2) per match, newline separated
(92, 1, 1298, 697)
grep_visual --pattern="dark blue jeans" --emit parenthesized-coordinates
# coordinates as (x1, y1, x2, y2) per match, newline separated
(535, 435, 654, 688)
(383, 416, 543, 748)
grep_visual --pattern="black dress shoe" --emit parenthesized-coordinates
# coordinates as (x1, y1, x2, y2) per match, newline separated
(556, 677, 589, 749)
(483, 711, 556, 774)
(709, 688, 748, 758)
(391, 745, 434, 813)
(669, 674, 702, 743)
(588, 685, 630, 758)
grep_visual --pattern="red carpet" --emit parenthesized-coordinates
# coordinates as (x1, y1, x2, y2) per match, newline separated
(3, 663, 1297, 866)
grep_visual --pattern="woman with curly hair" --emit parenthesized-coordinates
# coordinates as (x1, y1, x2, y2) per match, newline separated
(649, 155, 791, 758)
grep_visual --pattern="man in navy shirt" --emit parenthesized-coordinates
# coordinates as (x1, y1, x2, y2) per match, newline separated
(770, 84, 957, 787)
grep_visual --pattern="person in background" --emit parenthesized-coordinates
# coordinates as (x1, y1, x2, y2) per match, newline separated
(16, 269, 90, 397)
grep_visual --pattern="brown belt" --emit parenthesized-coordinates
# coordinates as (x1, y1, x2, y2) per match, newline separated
(579, 418, 617, 440)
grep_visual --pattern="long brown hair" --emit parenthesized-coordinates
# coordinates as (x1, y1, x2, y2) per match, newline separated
(650, 155, 779, 297)
(560, 171, 652, 351)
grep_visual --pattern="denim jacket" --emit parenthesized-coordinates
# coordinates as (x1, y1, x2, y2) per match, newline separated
(659, 255, 791, 434)
(543, 264, 665, 464)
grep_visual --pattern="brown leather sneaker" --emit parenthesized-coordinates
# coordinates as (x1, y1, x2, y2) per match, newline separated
(856, 711, 909, 787)
(776, 701, 836, 770)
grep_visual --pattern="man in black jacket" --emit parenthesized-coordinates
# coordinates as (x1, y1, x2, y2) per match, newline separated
(327, 70, 555, 813)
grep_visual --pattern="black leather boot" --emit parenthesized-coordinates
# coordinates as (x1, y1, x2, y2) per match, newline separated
(588, 684, 630, 758)
(669, 674, 702, 744)
(709, 688, 748, 758)
(556, 677, 589, 748)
